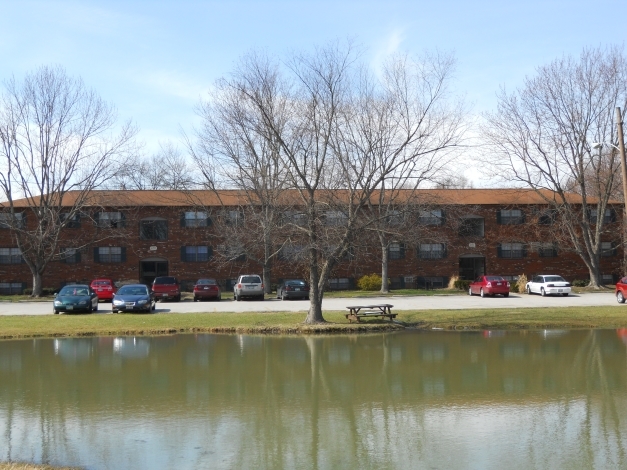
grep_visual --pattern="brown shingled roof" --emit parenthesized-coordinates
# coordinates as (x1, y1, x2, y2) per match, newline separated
(2, 188, 614, 208)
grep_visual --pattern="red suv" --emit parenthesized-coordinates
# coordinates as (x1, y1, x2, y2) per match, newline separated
(90, 278, 116, 302)
(152, 276, 181, 301)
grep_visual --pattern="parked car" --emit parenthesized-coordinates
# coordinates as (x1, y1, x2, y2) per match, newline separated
(53, 284, 99, 314)
(90, 278, 116, 302)
(112, 284, 155, 313)
(526, 275, 571, 296)
(151, 276, 180, 301)
(468, 275, 510, 297)
(615, 277, 627, 303)
(193, 279, 221, 301)
(277, 279, 310, 300)
(233, 274, 264, 301)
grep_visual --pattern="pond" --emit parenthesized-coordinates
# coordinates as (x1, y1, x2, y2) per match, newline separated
(1, 330, 626, 469)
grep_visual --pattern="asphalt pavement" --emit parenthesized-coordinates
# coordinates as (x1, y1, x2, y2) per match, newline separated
(0, 291, 621, 316)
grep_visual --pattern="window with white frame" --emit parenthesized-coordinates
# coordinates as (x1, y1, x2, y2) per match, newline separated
(601, 241, 615, 257)
(59, 212, 81, 228)
(388, 242, 405, 260)
(602, 274, 615, 284)
(418, 209, 443, 226)
(419, 243, 446, 259)
(182, 246, 210, 262)
(225, 210, 243, 226)
(95, 247, 123, 263)
(0, 282, 24, 294)
(498, 243, 525, 258)
(498, 209, 524, 225)
(140, 218, 168, 240)
(0, 212, 24, 229)
(328, 278, 351, 290)
(283, 211, 307, 227)
(61, 248, 80, 264)
(459, 217, 484, 237)
(324, 211, 347, 226)
(0, 248, 22, 264)
(96, 212, 124, 228)
(183, 211, 210, 227)
(589, 208, 614, 224)
(537, 242, 558, 258)
(386, 210, 404, 226)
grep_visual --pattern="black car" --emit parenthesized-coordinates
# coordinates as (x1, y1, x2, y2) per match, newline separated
(112, 284, 156, 313)
(276, 279, 310, 300)
(53, 284, 99, 314)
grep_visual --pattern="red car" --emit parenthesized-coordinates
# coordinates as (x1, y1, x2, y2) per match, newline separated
(193, 279, 221, 301)
(152, 276, 181, 301)
(468, 275, 510, 297)
(615, 277, 627, 303)
(90, 278, 116, 302)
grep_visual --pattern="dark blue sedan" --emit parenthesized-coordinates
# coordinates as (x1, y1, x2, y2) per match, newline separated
(53, 284, 99, 314)
(112, 284, 156, 313)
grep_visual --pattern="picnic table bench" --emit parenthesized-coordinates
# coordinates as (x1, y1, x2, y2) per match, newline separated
(345, 304, 396, 323)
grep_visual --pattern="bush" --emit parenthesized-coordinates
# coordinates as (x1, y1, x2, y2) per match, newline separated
(448, 276, 459, 289)
(22, 287, 56, 296)
(453, 279, 470, 291)
(357, 274, 383, 291)
(513, 274, 527, 293)
(572, 279, 589, 287)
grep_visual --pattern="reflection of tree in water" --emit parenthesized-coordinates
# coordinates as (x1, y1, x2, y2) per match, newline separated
(570, 330, 627, 467)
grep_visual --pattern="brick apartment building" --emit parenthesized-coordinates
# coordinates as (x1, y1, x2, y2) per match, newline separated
(0, 188, 622, 294)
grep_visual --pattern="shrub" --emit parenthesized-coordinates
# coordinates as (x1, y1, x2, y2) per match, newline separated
(22, 287, 56, 296)
(514, 274, 527, 293)
(357, 273, 383, 291)
(572, 279, 589, 287)
(453, 279, 470, 291)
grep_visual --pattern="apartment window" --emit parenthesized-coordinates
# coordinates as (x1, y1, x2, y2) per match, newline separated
(386, 210, 404, 226)
(140, 219, 168, 240)
(418, 209, 444, 226)
(0, 282, 25, 295)
(182, 211, 211, 227)
(218, 243, 246, 262)
(538, 210, 557, 225)
(388, 242, 405, 260)
(589, 208, 615, 225)
(328, 278, 351, 290)
(501, 275, 519, 282)
(281, 244, 306, 261)
(0, 212, 24, 229)
(61, 248, 81, 264)
(498, 243, 526, 259)
(181, 246, 211, 262)
(537, 242, 558, 258)
(325, 211, 347, 226)
(0, 248, 22, 264)
(225, 210, 243, 226)
(418, 243, 446, 259)
(601, 241, 616, 257)
(602, 274, 616, 285)
(459, 217, 484, 237)
(94, 247, 125, 263)
(59, 213, 81, 228)
(417, 276, 447, 288)
(96, 212, 125, 228)
(283, 211, 307, 227)
(498, 209, 524, 225)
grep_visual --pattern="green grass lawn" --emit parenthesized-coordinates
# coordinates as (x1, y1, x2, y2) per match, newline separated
(1, 305, 626, 340)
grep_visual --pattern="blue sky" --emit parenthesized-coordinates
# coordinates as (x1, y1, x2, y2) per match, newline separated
(1, 0, 626, 184)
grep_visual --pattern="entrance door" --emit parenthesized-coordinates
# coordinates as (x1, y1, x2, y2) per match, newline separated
(459, 256, 485, 280)
(140, 259, 168, 286)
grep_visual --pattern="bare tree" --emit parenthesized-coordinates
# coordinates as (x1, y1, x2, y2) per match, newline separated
(483, 46, 627, 287)
(0, 66, 137, 296)
(205, 43, 466, 323)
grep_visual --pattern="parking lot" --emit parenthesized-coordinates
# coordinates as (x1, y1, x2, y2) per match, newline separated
(0, 291, 620, 316)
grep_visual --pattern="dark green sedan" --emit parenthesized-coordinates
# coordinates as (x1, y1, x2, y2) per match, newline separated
(53, 284, 99, 314)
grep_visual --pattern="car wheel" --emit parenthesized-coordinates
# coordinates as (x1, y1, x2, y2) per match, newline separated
(618, 291, 626, 304)
(541, 288, 546, 297)
(176, 294, 181, 302)
(93, 302, 98, 312)
(281, 293, 286, 300)
(259, 295, 264, 301)
(526, 286, 531, 295)
(193, 296, 197, 302)
(53, 307, 58, 314)
(562, 293, 569, 297)
(504, 293, 509, 297)
(480, 288, 485, 298)
(112, 309, 118, 314)
(468, 287, 472, 296)
(236, 294, 241, 301)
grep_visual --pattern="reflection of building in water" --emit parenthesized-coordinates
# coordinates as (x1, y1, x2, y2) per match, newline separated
(112, 337, 150, 358)
(53, 338, 94, 363)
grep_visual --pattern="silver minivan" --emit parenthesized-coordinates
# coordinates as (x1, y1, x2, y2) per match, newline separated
(234, 274, 264, 301)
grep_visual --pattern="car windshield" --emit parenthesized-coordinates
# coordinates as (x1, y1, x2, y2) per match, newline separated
(197, 279, 217, 285)
(486, 276, 505, 281)
(118, 286, 148, 296)
(154, 277, 177, 285)
(242, 276, 261, 283)
(59, 286, 89, 296)
(544, 276, 566, 282)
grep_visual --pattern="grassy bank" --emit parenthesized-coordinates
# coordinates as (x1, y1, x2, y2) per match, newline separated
(1, 306, 627, 340)
(0, 464, 81, 470)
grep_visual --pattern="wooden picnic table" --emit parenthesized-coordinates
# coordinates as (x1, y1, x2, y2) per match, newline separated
(345, 304, 396, 323)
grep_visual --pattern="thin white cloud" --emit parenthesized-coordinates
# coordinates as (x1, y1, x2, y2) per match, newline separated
(370, 28, 406, 73)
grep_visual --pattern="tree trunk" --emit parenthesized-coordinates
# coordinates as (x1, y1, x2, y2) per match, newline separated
(262, 263, 272, 294)
(380, 242, 389, 294)
(32, 272, 43, 297)
(304, 257, 325, 324)
(588, 263, 602, 288)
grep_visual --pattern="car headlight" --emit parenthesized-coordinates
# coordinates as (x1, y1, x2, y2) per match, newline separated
(54, 300, 62, 306)
(137, 299, 147, 305)
(113, 299, 124, 306)
(79, 301, 87, 305)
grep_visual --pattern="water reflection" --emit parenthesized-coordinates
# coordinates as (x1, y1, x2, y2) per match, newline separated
(0, 330, 625, 469)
